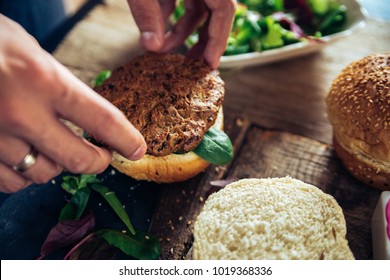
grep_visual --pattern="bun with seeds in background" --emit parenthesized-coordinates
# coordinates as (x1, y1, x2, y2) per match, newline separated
(192, 177, 354, 260)
(93, 53, 233, 183)
(326, 53, 390, 191)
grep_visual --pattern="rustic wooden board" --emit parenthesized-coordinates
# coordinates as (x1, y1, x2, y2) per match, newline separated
(149, 112, 251, 260)
(149, 109, 381, 260)
(51, 0, 387, 260)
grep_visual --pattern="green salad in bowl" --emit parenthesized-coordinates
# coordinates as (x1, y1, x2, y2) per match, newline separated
(172, 0, 366, 68)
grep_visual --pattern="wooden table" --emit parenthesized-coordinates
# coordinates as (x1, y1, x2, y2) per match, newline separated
(54, 0, 390, 260)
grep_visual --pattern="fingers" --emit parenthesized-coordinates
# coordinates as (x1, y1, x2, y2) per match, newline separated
(186, 14, 211, 63)
(0, 15, 147, 193)
(0, 51, 146, 180)
(127, 0, 166, 51)
(0, 162, 29, 193)
(159, 0, 177, 21)
(51, 61, 147, 161)
(160, 0, 236, 69)
(160, 0, 208, 52)
(198, 0, 236, 68)
(0, 134, 60, 192)
(34, 122, 112, 175)
(127, 0, 236, 68)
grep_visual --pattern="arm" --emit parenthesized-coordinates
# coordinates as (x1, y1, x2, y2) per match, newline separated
(0, 15, 146, 193)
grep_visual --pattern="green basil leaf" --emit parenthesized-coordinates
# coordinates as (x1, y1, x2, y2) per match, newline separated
(93, 70, 111, 87)
(194, 128, 234, 165)
(58, 203, 76, 222)
(59, 187, 91, 222)
(78, 174, 100, 189)
(91, 184, 136, 235)
(97, 229, 161, 260)
(61, 176, 80, 195)
(61, 174, 99, 195)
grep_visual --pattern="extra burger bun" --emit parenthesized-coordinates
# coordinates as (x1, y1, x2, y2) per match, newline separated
(94, 53, 226, 183)
(193, 177, 354, 260)
(326, 53, 390, 190)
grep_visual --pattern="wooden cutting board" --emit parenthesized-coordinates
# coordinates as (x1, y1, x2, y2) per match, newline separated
(149, 109, 381, 260)
(50, 0, 387, 260)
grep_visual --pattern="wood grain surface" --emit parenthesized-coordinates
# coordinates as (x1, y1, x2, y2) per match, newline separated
(53, 0, 390, 260)
(149, 111, 380, 260)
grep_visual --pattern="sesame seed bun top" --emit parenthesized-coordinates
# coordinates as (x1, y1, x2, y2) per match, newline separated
(326, 53, 390, 190)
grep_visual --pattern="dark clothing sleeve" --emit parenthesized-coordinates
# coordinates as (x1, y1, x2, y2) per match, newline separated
(0, 0, 66, 45)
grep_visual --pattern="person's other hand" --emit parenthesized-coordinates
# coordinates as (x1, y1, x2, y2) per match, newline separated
(127, 0, 237, 69)
(0, 15, 147, 193)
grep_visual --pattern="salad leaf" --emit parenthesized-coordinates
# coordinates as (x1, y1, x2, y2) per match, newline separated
(308, 0, 330, 15)
(210, 177, 238, 188)
(61, 174, 99, 195)
(172, 0, 348, 56)
(318, 4, 347, 35)
(38, 213, 95, 259)
(59, 187, 91, 222)
(241, 0, 284, 15)
(91, 184, 136, 235)
(194, 128, 234, 165)
(97, 229, 161, 260)
(79, 174, 101, 188)
(41, 174, 160, 260)
(61, 176, 79, 195)
(261, 16, 285, 49)
(64, 233, 120, 260)
(93, 70, 112, 87)
(272, 12, 305, 38)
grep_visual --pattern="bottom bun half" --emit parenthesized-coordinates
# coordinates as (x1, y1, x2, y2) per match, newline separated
(111, 108, 225, 183)
(193, 177, 354, 260)
(333, 137, 390, 191)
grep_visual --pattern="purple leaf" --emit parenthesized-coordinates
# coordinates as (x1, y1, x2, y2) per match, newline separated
(64, 233, 119, 260)
(38, 213, 95, 259)
(207, 177, 238, 199)
(284, 0, 314, 26)
(210, 177, 237, 188)
(272, 12, 305, 38)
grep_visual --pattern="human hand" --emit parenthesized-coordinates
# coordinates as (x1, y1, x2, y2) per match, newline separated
(127, 0, 237, 69)
(0, 15, 147, 193)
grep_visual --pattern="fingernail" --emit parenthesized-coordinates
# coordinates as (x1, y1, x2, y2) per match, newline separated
(129, 143, 147, 161)
(141, 32, 162, 51)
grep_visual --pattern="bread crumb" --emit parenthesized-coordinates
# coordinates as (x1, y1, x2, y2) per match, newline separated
(236, 117, 243, 127)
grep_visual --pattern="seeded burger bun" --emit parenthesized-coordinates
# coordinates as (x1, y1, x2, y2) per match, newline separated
(326, 53, 390, 190)
(94, 53, 225, 183)
(193, 177, 354, 260)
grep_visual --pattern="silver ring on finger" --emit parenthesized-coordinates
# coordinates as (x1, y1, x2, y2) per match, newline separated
(12, 145, 39, 173)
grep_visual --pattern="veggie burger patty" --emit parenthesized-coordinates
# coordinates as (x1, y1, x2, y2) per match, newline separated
(95, 53, 225, 157)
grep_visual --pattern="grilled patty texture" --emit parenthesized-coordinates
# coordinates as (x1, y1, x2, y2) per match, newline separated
(95, 53, 225, 156)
